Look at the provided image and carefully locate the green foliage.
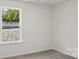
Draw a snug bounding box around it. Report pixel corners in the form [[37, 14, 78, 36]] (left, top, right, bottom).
[[2, 9, 19, 22]]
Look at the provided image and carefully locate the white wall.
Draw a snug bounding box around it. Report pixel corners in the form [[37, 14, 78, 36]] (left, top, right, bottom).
[[51, 0, 78, 58], [0, 0, 78, 58], [0, 0, 52, 58]]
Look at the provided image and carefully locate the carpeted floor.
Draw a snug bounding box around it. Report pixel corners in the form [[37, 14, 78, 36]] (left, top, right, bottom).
[[2, 50, 77, 59]]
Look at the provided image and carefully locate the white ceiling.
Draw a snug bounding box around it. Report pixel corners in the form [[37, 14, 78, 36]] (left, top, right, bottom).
[[18, 0, 67, 6]]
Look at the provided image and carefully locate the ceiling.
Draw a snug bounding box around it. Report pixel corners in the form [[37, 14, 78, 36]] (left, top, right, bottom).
[[17, 0, 67, 6]]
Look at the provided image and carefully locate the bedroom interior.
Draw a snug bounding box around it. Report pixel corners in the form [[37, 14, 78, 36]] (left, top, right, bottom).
[[0, 0, 78, 59]]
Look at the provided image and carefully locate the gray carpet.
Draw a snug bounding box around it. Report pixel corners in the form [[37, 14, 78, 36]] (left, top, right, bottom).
[[2, 50, 77, 59]]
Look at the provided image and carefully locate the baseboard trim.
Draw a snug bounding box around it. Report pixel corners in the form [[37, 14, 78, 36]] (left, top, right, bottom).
[[0, 49, 77, 59], [50, 49, 77, 59], [0, 49, 51, 59]]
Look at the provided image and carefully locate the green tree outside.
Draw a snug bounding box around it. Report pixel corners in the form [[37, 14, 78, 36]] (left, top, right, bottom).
[[2, 9, 19, 23]]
